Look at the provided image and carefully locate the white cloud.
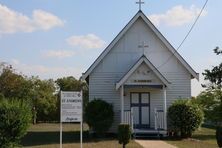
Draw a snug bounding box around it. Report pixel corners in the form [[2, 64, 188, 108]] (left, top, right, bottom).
[[0, 4, 64, 34], [11, 59, 83, 79], [32, 10, 64, 30], [43, 50, 75, 59], [149, 5, 207, 27], [66, 34, 106, 49]]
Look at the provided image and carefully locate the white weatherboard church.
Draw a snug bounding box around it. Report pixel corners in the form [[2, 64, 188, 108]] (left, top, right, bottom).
[[82, 9, 199, 135]]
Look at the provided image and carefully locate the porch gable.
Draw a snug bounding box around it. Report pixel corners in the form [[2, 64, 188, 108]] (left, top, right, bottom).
[[116, 55, 171, 90]]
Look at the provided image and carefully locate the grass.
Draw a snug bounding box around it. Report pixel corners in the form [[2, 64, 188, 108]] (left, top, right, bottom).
[[165, 127, 218, 148], [22, 124, 218, 148], [21, 123, 142, 148]]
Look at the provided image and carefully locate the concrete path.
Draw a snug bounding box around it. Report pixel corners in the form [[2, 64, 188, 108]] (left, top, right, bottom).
[[135, 140, 177, 148]]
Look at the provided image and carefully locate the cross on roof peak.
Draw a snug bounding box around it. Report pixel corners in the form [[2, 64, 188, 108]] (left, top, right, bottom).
[[136, 0, 145, 11]]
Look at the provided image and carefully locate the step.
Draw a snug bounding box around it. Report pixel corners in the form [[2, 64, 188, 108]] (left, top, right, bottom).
[[133, 129, 167, 135], [134, 133, 161, 138]]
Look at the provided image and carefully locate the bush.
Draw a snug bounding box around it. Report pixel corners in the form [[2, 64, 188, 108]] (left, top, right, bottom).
[[0, 99, 32, 147], [194, 89, 222, 124], [35, 95, 58, 122], [85, 99, 114, 135], [118, 124, 131, 148], [168, 99, 204, 138], [216, 126, 222, 148]]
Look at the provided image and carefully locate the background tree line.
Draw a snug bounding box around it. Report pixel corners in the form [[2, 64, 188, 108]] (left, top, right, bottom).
[[0, 63, 88, 123], [0, 47, 221, 125], [194, 47, 222, 125]]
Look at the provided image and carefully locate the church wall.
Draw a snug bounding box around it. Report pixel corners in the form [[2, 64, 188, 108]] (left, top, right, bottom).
[[88, 16, 192, 132], [89, 72, 123, 132]]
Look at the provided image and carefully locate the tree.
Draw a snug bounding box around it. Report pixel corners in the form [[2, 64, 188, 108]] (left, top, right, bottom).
[[55, 76, 89, 111], [56, 76, 83, 91], [203, 47, 222, 89], [0, 63, 58, 122], [32, 79, 58, 122], [216, 126, 222, 148], [0, 64, 33, 100], [195, 89, 222, 123], [200, 47, 222, 124], [214, 46, 222, 55], [0, 99, 32, 147]]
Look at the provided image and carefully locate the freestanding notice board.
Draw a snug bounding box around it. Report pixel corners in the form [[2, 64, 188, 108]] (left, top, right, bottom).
[[60, 91, 83, 148]]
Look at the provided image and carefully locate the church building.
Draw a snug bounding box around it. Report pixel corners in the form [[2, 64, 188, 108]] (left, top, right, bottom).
[[82, 9, 199, 135]]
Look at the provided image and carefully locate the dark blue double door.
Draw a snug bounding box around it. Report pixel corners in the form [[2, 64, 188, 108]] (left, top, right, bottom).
[[131, 92, 150, 129]]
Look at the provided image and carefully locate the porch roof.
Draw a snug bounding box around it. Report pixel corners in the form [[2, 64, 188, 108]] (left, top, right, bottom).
[[116, 55, 171, 90]]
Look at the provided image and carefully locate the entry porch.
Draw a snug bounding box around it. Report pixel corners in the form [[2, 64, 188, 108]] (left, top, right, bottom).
[[115, 56, 170, 136], [119, 85, 167, 137]]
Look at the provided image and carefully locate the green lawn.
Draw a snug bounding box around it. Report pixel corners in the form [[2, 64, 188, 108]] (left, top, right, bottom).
[[21, 123, 142, 148], [22, 124, 218, 148], [165, 127, 218, 148]]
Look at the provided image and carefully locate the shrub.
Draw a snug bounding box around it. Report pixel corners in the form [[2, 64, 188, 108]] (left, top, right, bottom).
[[0, 93, 4, 100], [0, 99, 32, 148], [85, 99, 114, 135], [35, 95, 58, 122], [194, 89, 222, 124], [168, 99, 204, 138], [216, 126, 222, 148], [118, 124, 131, 148]]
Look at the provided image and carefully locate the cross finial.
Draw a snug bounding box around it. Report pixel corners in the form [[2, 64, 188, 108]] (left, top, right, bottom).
[[138, 41, 149, 55], [136, 0, 145, 11]]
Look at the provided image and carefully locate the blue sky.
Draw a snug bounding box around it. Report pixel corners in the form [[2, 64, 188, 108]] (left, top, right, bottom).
[[0, 0, 221, 96]]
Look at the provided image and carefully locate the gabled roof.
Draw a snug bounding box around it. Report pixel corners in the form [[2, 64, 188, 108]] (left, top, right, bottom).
[[82, 10, 199, 81], [116, 55, 171, 90]]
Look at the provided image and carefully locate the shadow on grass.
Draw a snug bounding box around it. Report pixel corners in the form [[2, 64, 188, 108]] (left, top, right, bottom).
[[21, 131, 118, 147], [163, 137, 183, 141], [202, 124, 217, 130], [163, 134, 215, 142], [21, 131, 89, 147], [192, 134, 216, 141]]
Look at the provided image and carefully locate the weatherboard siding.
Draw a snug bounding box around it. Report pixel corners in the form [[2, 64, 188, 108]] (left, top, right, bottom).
[[89, 71, 191, 132], [87, 14, 192, 132], [93, 18, 189, 75], [89, 72, 123, 132], [123, 72, 191, 129]]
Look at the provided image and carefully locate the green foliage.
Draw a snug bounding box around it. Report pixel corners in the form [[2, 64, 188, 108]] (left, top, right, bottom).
[[118, 124, 131, 148], [0, 99, 32, 148], [0, 64, 89, 123], [195, 89, 222, 123], [0, 65, 33, 100], [0, 64, 58, 122], [0, 93, 4, 100], [216, 126, 222, 148], [56, 76, 82, 91], [213, 46, 222, 55], [200, 47, 222, 125], [32, 79, 58, 122], [35, 94, 58, 122], [168, 99, 204, 138], [203, 63, 222, 88], [55, 76, 89, 112], [85, 99, 114, 135]]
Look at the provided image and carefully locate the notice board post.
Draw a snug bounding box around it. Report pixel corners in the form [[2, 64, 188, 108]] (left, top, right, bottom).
[[60, 91, 83, 148]]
